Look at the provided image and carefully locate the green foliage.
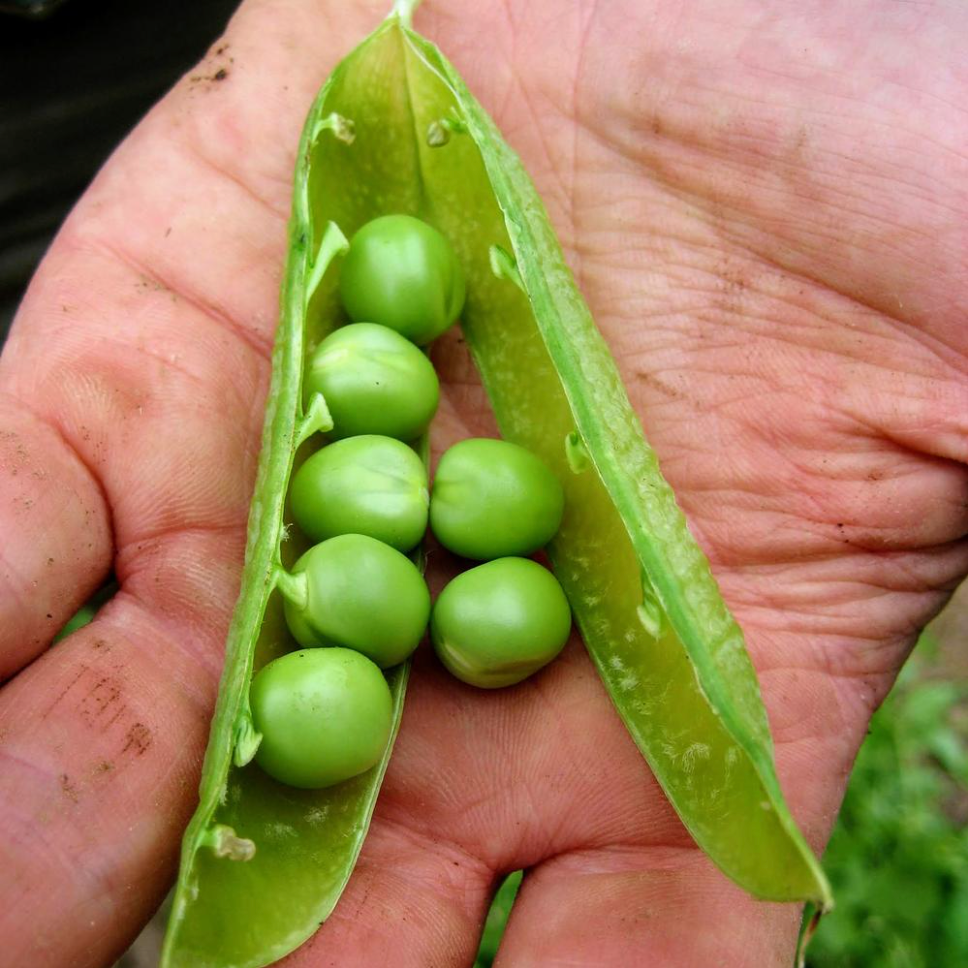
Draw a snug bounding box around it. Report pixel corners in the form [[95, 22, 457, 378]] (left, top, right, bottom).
[[808, 636, 968, 967], [53, 580, 117, 643], [474, 870, 522, 968]]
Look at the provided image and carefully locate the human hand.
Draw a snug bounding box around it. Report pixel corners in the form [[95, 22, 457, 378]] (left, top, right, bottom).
[[1, 2, 966, 966]]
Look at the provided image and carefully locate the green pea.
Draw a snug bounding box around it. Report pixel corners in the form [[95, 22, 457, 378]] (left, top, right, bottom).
[[305, 323, 439, 441], [290, 436, 428, 551], [250, 648, 393, 789], [430, 438, 564, 560], [283, 533, 430, 668], [339, 214, 466, 345], [431, 557, 572, 688]]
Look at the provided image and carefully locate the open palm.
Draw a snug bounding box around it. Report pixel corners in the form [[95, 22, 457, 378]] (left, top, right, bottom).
[[2, 1, 966, 965]]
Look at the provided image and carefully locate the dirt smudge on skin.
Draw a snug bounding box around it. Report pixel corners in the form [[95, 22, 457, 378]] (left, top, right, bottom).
[[187, 46, 232, 89], [135, 275, 169, 294], [638, 370, 686, 401], [103, 704, 127, 730], [78, 675, 125, 728], [43, 665, 90, 716], [59, 774, 79, 803], [122, 723, 152, 756]]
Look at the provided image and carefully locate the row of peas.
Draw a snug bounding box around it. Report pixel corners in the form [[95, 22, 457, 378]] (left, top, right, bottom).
[[249, 216, 572, 790]]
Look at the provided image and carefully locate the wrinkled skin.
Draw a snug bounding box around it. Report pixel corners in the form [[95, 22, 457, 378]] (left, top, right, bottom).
[[1, 1, 967, 965]]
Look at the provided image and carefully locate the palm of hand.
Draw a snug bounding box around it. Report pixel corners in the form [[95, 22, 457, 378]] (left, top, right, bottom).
[[1, 2, 965, 966]]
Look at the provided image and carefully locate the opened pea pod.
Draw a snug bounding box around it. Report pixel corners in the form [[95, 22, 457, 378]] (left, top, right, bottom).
[[162, 3, 831, 966]]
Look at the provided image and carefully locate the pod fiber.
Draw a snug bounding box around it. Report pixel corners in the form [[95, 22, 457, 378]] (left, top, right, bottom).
[[163, 5, 830, 967]]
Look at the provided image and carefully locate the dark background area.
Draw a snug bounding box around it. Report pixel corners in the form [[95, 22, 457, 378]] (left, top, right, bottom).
[[0, 0, 238, 340]]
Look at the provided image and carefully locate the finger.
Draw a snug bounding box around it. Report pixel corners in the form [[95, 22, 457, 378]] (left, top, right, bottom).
[[0, 538, 235, 966], [492, 729, 813, 968], [0, 206, 264, 961], [0, 397, 112, 679], [495, 854, 802, 968], [281, 817, 493, 968], [495, 713, 834, 968]]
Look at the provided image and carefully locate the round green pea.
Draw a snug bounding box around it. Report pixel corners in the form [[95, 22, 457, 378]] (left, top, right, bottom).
[[431, 557, 572, 688], [250, 648, 392, 789], [282, 534, 430, 668], [305, 323, 439, 441], [430, 438, 565, 560], [290, 436, 429, 552], [339, 214, 466, 345]]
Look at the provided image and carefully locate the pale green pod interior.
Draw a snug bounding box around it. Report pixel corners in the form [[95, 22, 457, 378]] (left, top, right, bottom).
[[163, 10, 829, 968]]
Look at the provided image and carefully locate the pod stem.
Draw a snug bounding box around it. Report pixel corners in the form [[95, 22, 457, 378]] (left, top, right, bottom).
[[489, 244, 527, 294], [636, 569, 665, 639], [233, 706, 263, 768], [564, 431, 590, 474], [390, 0, 422, 28], [297, 392, 334, 444], [275, 568, 309, 611], [305, 220, 349, 304]]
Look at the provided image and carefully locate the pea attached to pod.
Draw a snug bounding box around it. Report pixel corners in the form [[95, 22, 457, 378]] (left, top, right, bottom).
[[289, 435, 429, 552], [282, 533, 430, 668], [250, 648, 393, 789], [339, 214, 466, 345], [430, 437, 564, 560], [431, 556, 572, 688], [305, 322, 439, 441]]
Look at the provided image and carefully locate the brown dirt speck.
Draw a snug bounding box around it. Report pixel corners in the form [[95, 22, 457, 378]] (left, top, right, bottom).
[[189, 67, 230, 86], [122, 722, 152, 756], [45, 665, 89, 715], [60, 774, 79, 803], [79, 676, 123, 726]]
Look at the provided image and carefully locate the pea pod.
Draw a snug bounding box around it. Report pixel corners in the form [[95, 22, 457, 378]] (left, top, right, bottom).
[[399, 20, 829, 906], [163, 3, 830, 966]]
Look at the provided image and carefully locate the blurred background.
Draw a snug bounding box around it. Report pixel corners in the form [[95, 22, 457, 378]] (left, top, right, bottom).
[[0, 0, 236, 340], [3, 2, 967, 966]]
